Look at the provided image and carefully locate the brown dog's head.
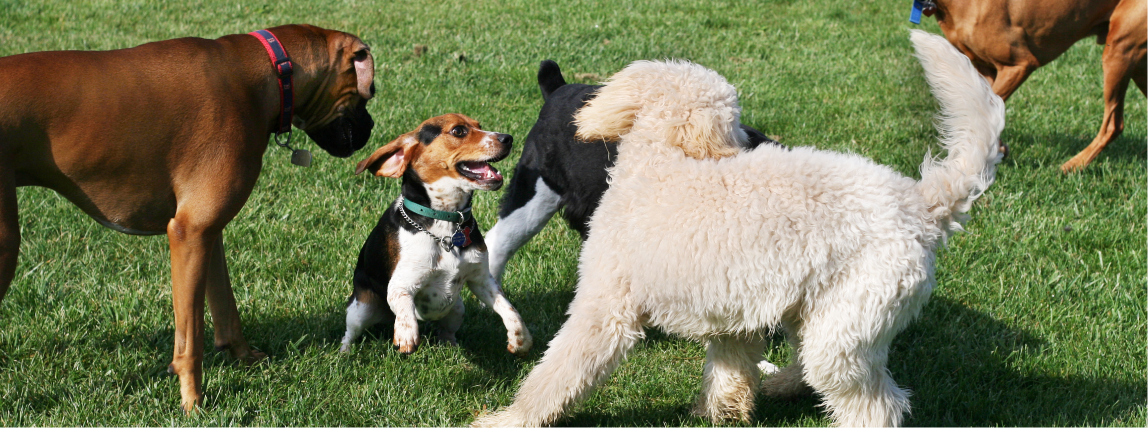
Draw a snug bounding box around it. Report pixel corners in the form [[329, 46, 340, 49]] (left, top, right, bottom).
[[355, 114, 513, 192], [270, 25, 375, 158]]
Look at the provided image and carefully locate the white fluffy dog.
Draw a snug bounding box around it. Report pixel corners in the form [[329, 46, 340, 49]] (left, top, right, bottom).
[[473, 30, 1005, 427]]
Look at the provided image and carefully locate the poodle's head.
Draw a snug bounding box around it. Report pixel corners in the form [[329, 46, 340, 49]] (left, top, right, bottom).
[[573, 60, 746, 160]]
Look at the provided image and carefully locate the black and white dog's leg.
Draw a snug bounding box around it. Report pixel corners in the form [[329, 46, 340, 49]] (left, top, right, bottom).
[[486, 170, 562, 283], [340, 293, 388, 352], [466, 272, 532, 356], [436, 298, 465, 345]]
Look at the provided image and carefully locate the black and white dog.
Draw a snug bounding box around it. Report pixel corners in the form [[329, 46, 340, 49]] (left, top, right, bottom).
[[342, 114, 532, 356], [485, 60, 781, 282]]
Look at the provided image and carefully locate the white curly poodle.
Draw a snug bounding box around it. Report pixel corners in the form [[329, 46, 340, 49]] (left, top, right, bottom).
[[473, 30, 1005, 427]]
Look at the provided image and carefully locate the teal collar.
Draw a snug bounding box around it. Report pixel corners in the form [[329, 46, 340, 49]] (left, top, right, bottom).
[[402, 198, 472, 223]]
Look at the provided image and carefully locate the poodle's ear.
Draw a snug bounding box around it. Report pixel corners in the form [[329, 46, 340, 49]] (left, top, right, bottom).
[[574, 60, 744, 160], [573, 66, 645, 142], [355, 134, 418, 177], [661, 107, 742, 160]]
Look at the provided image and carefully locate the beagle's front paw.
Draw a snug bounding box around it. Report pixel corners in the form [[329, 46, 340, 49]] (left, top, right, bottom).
[[394, 321, 420, 354], [507, 327, 533, 356]]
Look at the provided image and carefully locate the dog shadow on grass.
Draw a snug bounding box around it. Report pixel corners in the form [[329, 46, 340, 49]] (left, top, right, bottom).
[[40, 284, 1141, 426], [1003, 131, 1146, 171], [446, 288, 1143, 427]]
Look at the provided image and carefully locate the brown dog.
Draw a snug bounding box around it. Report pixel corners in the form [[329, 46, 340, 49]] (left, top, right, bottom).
[[0, 24, 375, 411], [930, 0, 1146, 171]]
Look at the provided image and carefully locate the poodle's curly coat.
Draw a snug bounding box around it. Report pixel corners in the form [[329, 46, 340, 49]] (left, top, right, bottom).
[[474, 30, 1005, 427]]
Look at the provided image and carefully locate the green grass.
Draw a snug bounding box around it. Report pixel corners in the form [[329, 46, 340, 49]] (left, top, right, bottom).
[[0, 0, 1144, 425]]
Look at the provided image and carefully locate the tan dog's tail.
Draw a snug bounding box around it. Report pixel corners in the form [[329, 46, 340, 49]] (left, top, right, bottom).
[[911, 30, 1006, 238]]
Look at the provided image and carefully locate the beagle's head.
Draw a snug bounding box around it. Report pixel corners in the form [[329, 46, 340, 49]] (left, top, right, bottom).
[[355, 114, 513, 191]]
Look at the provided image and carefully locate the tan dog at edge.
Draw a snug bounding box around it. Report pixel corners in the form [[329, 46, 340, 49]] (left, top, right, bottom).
[[930, 0, 1146, 172], [0, 24, 376, 412]]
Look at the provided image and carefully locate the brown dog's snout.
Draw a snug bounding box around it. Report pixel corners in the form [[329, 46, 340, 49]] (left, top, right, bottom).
[[496, 133, 513, 146]]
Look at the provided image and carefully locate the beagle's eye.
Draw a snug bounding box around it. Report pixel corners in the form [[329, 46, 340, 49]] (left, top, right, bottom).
[[450, 126, 468, 138]]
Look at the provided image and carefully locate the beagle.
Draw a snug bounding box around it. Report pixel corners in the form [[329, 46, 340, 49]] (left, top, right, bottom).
[[342, 114, 532, 356]]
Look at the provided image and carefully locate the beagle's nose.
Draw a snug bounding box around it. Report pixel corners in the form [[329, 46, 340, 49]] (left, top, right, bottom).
[[496, 133, 513, 146]]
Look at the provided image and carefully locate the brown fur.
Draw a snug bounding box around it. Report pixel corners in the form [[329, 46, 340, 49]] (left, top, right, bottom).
[[0, 24, 375, 412], [931, 0, 1146, 171]]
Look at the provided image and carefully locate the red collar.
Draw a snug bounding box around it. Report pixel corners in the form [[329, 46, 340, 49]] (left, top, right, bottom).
[[248, 29, 295, 135]]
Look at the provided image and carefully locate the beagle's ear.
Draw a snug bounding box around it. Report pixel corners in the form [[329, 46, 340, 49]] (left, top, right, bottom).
[[355, 135, 416, 177]]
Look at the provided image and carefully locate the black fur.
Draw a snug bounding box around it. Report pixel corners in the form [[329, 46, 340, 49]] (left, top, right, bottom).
[[304, 98, 373, 158], [498, 60, 782, 238], [417, 124, 441, 145]]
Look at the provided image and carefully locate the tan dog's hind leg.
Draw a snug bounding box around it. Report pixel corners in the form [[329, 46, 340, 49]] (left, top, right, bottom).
[[167, 214, 217, 413], [206, 238, 265, 363], [1062, 1, 1147, 172], [693, 334, 764, 423], [0, 164, 18, 302]]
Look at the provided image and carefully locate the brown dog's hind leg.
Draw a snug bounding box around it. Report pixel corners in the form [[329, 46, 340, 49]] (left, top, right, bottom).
[[166, 213, 223, 413], [1060, 40, 1143, 168], [0, 164, 18, 302], [1062, 5, 1147, 173], [206, 238, 265, 363]]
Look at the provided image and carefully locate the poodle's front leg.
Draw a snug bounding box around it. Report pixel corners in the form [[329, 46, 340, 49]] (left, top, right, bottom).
[[467, 274, 532, 356], [471, 290, 643, 427]]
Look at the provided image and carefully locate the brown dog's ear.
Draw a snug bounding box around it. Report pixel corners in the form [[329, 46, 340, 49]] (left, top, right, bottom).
[[355, 135, 415, 177], [352, 44, 375, 100]]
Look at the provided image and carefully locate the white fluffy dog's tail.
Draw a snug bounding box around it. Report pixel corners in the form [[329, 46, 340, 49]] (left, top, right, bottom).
[[911, 30, 1006, 236]]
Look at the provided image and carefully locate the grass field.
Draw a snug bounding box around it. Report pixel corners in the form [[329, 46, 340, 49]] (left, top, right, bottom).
[[0, 0, 1144, 426]]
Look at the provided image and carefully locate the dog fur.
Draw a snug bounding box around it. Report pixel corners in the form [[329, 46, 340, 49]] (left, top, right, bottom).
[[930, 0, 1146, 171], [472, 30, 1005, 427], [485, 60, 780, 284], [343, 114, 532, 356]]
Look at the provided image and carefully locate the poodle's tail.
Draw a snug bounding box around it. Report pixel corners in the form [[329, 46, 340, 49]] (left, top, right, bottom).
[[910, 30, 1006, 237]]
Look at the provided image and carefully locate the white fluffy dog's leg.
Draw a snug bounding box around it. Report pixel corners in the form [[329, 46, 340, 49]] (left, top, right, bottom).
[[471, 290, 643, 427], [693, 334, 764, 423], [762, 317, 814, 398], [801, 305, 911, 427]]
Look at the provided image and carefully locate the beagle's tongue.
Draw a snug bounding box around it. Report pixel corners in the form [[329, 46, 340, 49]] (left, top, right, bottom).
[[460, 161, 502, 181]]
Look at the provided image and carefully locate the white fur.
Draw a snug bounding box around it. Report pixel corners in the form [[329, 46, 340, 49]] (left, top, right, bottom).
[[472, 30, 1004, 427], [341, 198, 533, 355], [484, 177, 563, 283]]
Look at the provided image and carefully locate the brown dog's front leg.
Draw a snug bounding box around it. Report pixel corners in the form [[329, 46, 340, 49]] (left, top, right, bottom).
[[206, 238, 266, 363], [989, 63, 1036, 102], [0, 166, 18, 302], [167, 216, 216, 413]]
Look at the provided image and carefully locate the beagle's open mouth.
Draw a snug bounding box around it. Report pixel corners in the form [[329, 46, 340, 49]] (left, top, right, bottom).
[[457, 160, 504, 185]]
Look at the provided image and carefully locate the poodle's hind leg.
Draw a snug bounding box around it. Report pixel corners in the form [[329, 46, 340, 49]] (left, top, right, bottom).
[[801, 299, 913, 427], [693, 334, 765, 423], [762, 316, 813, 398], [471, 288, 643, 427]]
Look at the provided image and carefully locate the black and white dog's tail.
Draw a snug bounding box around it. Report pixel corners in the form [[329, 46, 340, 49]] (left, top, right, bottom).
[[911, 30, 1006, 238], [538, 60, 568, 101]]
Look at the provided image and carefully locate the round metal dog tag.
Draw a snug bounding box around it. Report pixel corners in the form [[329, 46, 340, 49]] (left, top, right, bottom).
[[291, 149, 312, 167]]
